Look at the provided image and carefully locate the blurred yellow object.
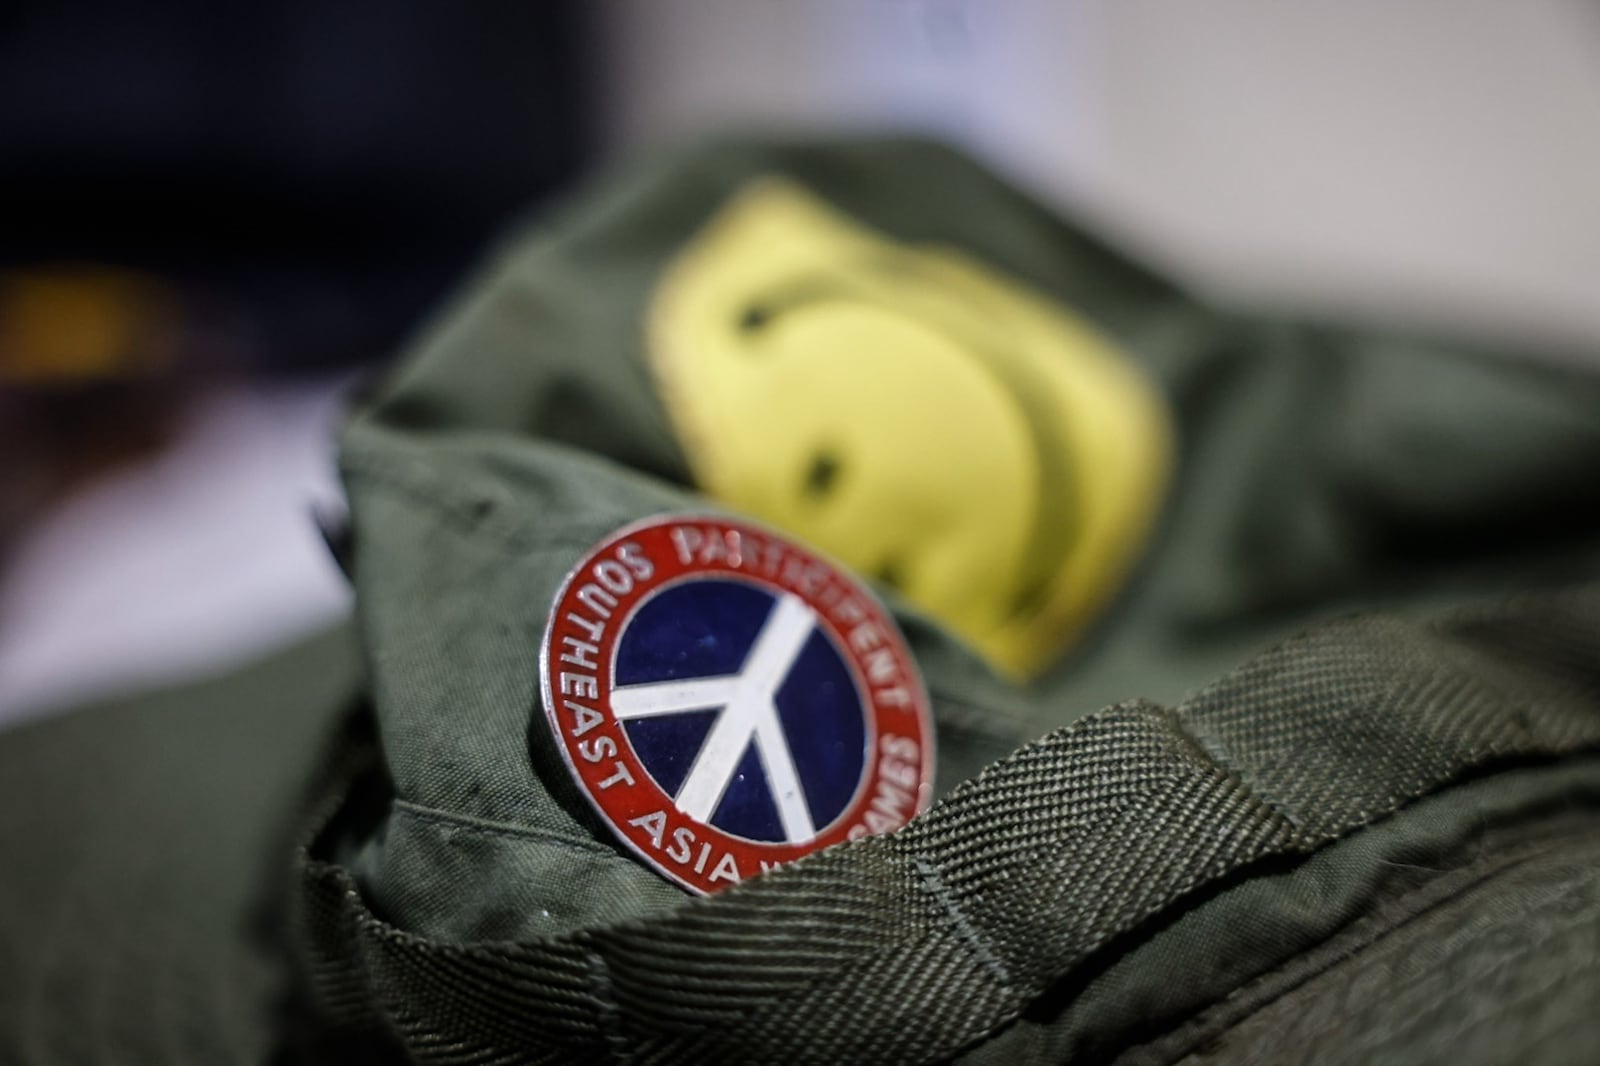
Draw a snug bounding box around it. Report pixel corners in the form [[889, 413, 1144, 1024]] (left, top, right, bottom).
[[649, 180, 1172, 679], [0, 266, 179, 383]]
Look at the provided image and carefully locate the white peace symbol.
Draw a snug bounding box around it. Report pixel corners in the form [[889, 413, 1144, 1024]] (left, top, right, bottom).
[[609, 593, 821, 844]]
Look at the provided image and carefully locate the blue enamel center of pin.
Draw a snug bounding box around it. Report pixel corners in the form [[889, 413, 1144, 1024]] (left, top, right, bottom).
[[613, 579, 868, 843]]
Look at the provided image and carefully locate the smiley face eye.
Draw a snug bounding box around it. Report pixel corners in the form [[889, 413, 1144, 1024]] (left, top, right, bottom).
[[737, 304, 771, 333], [803, 451, 841, 499], [873, 558, 907, 592]]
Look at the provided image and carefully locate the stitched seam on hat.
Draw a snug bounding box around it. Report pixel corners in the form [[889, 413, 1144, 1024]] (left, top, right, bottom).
[[1169, 712, 1307, 838], [585, 949, 632, 1065], [391, 800, 617, 856], [913, 856, 1013, 987]]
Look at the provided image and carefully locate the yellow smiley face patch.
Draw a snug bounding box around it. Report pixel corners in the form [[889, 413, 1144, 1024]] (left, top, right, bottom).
[[646, 179, 1171, 680]]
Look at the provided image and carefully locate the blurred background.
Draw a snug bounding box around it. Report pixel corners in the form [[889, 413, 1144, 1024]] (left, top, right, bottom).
[[3, 0, 1599, 724]]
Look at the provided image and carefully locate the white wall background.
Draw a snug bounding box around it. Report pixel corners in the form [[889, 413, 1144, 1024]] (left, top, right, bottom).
[[598, 0, 1600, 354]]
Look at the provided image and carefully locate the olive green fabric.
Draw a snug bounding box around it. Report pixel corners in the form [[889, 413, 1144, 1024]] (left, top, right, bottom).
[[333, 135, 1600, 943], [975, 758, 1600, 1065], [4, 138, 1600, 1064], [0, 626, 362, 1064], [295, 584, 1600, 1063], [1138, 808, 1600, 1066]]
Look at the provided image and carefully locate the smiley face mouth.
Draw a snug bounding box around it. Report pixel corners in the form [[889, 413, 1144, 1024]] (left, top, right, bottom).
[[733, 261, 1082, 624]]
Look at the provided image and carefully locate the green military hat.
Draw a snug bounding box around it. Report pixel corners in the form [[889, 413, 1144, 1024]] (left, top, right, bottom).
[[5, 139, 1600, 1064]]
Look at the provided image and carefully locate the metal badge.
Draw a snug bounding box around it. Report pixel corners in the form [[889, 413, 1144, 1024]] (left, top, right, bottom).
[[539, 515, 935, 895]]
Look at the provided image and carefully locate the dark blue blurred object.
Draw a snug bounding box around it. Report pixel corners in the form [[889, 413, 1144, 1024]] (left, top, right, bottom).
[[0, 0, 592, 369]]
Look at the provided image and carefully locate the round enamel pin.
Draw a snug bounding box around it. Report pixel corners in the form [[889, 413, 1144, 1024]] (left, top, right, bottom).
[[539, 515, 935, 895]]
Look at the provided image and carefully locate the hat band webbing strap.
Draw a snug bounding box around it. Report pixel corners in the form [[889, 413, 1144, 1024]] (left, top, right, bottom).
[[293, 585, 1600, 1063]]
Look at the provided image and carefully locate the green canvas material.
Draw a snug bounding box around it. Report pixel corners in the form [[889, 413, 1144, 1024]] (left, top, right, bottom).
[[4, 139, 1600, 1064], [0, 626, 364, 1064]]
